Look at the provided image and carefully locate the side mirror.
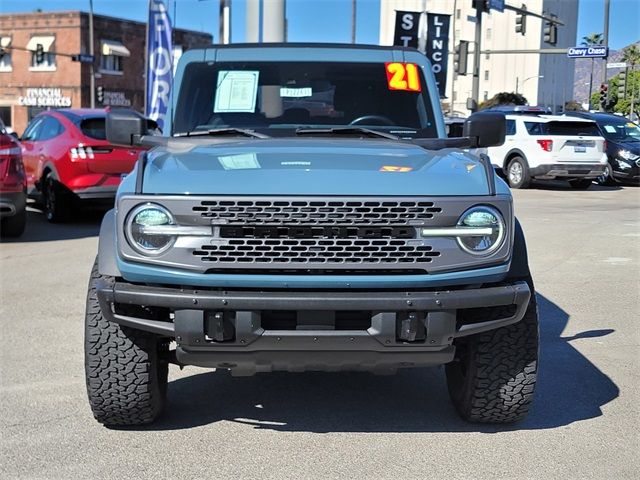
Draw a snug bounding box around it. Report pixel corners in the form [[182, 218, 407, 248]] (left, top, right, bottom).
[[106, 109, 147, 146], [463, 112, 506, 148]]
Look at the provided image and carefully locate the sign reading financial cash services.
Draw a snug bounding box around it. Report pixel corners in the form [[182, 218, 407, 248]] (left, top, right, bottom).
[[18, 88, 72, 107]]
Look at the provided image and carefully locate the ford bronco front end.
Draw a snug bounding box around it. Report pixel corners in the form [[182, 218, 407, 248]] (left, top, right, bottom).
[[85, 44, 539, 427]]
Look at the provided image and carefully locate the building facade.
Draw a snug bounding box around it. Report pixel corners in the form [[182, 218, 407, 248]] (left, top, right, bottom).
[[0, 11, 212, 134], [379, 0, 578, 115]]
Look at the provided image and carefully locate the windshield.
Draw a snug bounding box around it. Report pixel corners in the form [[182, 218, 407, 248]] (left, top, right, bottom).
[[173, 61, 438, 138], [598, 120, 640, 142]]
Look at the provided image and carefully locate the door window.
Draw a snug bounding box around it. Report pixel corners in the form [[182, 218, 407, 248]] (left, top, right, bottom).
[[37, 116, 64, 141], [21, 117, 45, 141]]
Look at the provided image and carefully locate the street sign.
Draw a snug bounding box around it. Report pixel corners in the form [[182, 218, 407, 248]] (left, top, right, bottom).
[[567, 46, 608, 58], [607, 62, 627, 69], [467, 15, 477, 23], [489, 0, 505, 12], [71, 54, 95, 64]]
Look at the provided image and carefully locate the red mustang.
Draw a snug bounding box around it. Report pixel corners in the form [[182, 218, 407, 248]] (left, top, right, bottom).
[[0, 118, 27, 237], [20, 109, 149, 222]]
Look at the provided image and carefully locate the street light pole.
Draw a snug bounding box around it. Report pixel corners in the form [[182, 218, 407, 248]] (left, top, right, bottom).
[[89, 0, 95, 108]]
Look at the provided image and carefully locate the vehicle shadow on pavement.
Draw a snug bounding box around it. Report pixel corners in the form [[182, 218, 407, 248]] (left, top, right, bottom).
[[122, 293, 619, 433], [528, 180, 624, 191], [0, 206, 103, 243]]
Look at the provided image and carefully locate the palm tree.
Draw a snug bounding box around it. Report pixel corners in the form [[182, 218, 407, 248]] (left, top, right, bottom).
[[621, 45, 640, 118], [582, 33, 604, 109]]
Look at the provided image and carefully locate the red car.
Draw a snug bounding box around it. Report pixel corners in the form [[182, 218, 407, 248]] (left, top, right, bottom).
[[0, 119, 27, 237], [20, 109, 147, 222]]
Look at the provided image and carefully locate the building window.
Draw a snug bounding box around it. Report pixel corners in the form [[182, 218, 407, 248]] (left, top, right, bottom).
[[483, 91, 489, 101], [455, 29, 460, 40], [27, 35, 56, 71], [485, 53, 490, 60], [452, 91, 457, 101], [484, 70, 489, 80], [100, 40, 130, 75], [456, 9, 461, 19], [0, 106, 11, 129], [486, 28, 492, 40], [100, 55, 123, 73], [0, 37, 12, 72]]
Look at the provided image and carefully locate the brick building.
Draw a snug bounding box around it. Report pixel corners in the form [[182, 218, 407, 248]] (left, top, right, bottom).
[[0, 11, 212, 134]]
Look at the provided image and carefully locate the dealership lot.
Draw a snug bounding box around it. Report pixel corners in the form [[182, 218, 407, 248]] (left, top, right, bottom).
[[1, 183, 638, 480]]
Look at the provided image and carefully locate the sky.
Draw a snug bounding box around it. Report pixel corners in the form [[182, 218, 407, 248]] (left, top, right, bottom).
[[0, 0, 638, 50]]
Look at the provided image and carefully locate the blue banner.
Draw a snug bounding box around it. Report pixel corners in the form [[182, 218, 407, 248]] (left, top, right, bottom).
[[146, 0, 172, 130]]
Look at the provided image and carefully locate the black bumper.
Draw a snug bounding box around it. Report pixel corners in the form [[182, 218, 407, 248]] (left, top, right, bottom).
[[529, 163, 605, 179], [73, 185, 118, 200], [97, 280, 531, 375], [0, 191, 26, 218]]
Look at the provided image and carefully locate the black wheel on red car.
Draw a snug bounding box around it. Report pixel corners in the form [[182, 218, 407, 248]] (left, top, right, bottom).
[[0, 207, 26, 237], [43, 175, 71, 223], [568, 178, 593, 190], [84, 257, 169, 426], [445, 278, 539, 424]]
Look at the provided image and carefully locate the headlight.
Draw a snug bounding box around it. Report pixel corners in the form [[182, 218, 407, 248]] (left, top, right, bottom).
[[616, 158, 633, 170], [618, 150, 639, 161], [455, 206, 505, 255], [126, 203, 176, 255]]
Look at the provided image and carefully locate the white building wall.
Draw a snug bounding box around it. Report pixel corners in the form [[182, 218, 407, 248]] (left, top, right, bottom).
[[379, 0, 577, 115]]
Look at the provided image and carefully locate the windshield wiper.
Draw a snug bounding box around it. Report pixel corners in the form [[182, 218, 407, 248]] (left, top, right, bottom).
[[174, 128, 269, 139], [295, 127, 399, 140]]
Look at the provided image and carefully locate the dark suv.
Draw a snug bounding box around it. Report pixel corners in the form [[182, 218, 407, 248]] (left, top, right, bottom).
[[566, 112, 640, 185]]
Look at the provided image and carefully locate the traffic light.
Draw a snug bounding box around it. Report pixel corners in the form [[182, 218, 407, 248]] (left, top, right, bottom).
[[543, 15, 558, 45], [599, 83, 609, 108], [35, 43, 44, 63], [96, 86, 104, 105], [454, 40, 469, 76], [515, 5, 527, 36], [618, 71, 626, 99]]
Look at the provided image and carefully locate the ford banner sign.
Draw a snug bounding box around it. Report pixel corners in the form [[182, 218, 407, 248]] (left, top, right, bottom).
[[146, 0, 172, 130], [567, 46, 608, 58]]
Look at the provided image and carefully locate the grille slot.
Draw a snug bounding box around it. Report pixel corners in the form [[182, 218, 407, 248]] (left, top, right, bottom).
[[193, 239, 440, 265], [194, 200, 442, 225]]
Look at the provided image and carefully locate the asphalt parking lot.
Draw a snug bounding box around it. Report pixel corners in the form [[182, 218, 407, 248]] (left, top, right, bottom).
[[1, 182, 638, 480]]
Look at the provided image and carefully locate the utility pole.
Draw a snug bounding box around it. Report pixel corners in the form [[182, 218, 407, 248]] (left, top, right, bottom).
[[351, 0, 356, 44], [89, 0, 95, 108], [219, 0, 231, 44], [470, 0, 483, 111], [601, 0, 610, 111]]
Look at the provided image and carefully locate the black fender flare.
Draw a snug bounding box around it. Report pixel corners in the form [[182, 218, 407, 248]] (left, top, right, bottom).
[[97, 209, 122, 277], [507, 217, 532, 283]]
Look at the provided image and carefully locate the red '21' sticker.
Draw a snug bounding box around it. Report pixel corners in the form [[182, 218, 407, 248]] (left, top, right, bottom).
[[385, 63, 421, 92]]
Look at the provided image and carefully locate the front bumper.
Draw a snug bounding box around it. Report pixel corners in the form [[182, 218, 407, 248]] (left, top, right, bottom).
[[97, 279, 531, 375], [530, 163, 606, 179]]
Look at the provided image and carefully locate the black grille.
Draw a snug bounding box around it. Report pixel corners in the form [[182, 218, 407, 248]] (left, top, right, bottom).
[[193, 200, 442, 226], [193, 239, 440, 265]]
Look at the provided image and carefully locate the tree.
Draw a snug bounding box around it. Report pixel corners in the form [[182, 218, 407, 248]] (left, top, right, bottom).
[[621, 45, 640, 117], [478, 92, 528, 110], [564, 100, 585, 112], [582, 33, 604, 109]]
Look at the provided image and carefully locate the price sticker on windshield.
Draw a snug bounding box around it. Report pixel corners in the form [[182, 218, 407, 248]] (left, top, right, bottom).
[[385, 63, 421, 92]]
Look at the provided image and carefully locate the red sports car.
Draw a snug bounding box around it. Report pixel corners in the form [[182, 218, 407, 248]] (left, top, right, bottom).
[[0, 118, 27, 237], [20, 109, 148, 222]]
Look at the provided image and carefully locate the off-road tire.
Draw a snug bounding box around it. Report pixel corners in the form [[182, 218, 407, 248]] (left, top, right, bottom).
[[506, 156, 532, 189], [568, 178, 593, 190], [0, 207, 26, 237], [85, 258, 168, 426], [446, 285, 539, 423]]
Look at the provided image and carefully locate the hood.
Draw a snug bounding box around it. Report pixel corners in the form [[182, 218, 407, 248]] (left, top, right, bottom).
[[142, 138, 493, 196]]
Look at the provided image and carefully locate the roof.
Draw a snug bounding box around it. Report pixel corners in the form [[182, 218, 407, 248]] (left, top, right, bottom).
[[566, 111, 631, 123], [53, 109, 107, 121], [505, 114, 595, 123], [202, 42, 420, 52]]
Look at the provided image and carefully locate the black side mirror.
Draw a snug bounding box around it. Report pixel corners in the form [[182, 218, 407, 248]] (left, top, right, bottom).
[[463, 112, 506, 148], [106, 109, 147, 146]]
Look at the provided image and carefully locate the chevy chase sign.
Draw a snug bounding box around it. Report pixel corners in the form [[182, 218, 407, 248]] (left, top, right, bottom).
[[18, 88, 72, 107], [567, 46, 608, 58]]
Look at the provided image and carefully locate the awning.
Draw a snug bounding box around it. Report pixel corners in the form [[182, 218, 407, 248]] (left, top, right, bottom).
[[0, 37, 11, 48], [26, 35, 55, 52], [101, 40, 130, 57]]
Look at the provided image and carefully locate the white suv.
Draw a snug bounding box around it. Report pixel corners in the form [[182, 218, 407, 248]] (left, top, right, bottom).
[[485, 112, 607, 189]]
